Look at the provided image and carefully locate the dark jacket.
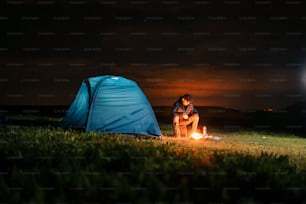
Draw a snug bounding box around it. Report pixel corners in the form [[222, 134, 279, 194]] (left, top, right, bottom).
[[172, 97, 198, 117]]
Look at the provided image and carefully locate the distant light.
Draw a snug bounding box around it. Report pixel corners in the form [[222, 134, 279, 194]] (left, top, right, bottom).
[[301, 69, 306, 87], [264, 108, 273, 112]]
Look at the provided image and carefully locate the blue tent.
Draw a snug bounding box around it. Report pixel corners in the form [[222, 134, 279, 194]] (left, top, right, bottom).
[[61, 75, 161, 137]]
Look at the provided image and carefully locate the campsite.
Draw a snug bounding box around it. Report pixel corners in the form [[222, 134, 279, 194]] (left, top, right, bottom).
[[1, 0, 306, 202], [0, 104, 306, 203]]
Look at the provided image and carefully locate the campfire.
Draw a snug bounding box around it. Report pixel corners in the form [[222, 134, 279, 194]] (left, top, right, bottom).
[[190, 132, 204, 140], [190, 132, 222, 141]]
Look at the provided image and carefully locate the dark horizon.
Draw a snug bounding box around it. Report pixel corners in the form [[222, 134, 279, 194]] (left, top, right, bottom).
[[1, 101, 306, 112]]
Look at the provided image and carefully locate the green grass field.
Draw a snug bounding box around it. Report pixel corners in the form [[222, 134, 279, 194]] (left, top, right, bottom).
[[0, 122, 306, 203]]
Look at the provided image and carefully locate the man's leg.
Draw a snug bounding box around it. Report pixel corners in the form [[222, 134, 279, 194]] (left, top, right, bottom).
[[190, 113, 199, 134], [180, 113, 199, 135], [173, 114, 181, 137], [180, 125, 188, 138]]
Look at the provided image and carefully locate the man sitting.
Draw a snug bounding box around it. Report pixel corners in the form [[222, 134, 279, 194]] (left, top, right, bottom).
[[172, 94, 199, 138]]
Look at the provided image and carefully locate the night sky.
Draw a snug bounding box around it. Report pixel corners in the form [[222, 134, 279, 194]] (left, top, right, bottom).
[[1, 0, 306, 110]]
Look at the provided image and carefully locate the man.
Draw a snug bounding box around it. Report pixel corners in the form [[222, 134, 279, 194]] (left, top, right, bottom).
[[172, 93, 199, 137]]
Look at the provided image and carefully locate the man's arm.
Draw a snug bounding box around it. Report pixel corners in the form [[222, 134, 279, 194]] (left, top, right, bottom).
[[185, 104, 195, 116], [172, 102, 184, 115]]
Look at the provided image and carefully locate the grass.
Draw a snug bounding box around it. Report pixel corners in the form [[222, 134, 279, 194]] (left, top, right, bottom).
[[0, 122, 306, 203], [166, 132, 306, 170], [162, 124, 306, 169]]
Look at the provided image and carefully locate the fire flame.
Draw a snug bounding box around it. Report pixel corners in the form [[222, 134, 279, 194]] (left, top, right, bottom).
[[190, 132, 203, 140]]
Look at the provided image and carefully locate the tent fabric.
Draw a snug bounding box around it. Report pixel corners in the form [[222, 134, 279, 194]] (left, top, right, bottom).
[[60, 82, 89, 128], [61, 75, 161, 137]]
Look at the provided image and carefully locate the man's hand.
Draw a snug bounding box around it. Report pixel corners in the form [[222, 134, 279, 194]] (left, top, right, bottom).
[[183, 114, 189, 120]]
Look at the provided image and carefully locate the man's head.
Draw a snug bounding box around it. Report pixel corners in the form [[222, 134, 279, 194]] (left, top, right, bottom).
[[181, 93, 192, 106]]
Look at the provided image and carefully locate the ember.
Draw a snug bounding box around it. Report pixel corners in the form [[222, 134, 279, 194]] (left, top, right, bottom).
[[190, 132, 203, 140]]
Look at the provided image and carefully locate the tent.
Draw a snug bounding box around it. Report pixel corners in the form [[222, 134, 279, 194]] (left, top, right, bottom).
[[61, 75, 161, 137]]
